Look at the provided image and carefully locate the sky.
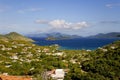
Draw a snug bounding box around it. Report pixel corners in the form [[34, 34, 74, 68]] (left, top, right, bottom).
[[0, 0, 120, 36]]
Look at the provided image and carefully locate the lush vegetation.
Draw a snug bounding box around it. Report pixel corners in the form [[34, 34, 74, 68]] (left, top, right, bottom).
[[65, 40, 120, 80], [0, 32, 120, 80], [0, 39, 90, 80]]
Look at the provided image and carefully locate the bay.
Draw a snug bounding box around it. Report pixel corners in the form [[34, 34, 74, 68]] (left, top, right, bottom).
[[32, 38, 119, 50]]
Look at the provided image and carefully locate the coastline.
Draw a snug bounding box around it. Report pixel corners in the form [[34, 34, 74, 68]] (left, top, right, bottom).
[[32, 38, 119, 50]]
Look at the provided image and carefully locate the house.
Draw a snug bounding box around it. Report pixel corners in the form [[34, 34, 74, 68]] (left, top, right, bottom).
[[12, 45, 17, 48], [42, 48, 50, 53], [17, 44, 25, 47], [53, 52, 64, 56], [70, 59, 76, 64], [47, 69, 65, 80], [111, 46, 115, 49], [11, 55, 18, 60], [102, 48, 108, 52], [0, 75, 32, 80]]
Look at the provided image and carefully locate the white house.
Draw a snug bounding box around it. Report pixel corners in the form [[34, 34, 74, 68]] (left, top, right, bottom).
[[52, 52, 64, 56], [51, 69, 65, 80], [11, 55, 18, 60]]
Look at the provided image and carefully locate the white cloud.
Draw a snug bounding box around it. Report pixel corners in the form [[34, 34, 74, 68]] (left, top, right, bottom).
[[36, 19, 89, 30], [106, 3, 120, 8], [49, 20, 70, 29], [17, 8, 42, 13], [72, 22, 89, 30]]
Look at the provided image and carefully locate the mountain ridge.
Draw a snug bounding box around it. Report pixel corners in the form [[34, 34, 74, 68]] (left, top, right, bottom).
[[26, 32, 120, 40], [88, 32, 120, 39], [27, 32, 81, 40]]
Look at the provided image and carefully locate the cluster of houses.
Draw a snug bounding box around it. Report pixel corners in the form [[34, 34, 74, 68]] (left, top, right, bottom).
[[98, 45, 117, 52], [0, 44, 12, 51], [0, 40, 65, 65], [0, 40, 68, 80]]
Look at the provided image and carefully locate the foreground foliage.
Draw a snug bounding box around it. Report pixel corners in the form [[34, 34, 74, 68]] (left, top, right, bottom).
[[65, 40, 120, 80], [0, 38, 120, 80]]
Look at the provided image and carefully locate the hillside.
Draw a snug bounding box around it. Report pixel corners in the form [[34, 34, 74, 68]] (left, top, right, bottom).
[[0, 32, 120, 80], [64, 40, 120, 80], [0, 32, 34, 42], [66, 40, 120, 80], [0, 35, 8, 41], [0, 37, 90, 80]]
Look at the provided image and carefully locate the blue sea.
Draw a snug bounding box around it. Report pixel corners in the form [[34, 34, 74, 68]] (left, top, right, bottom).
[[32, 38, 119, 50]]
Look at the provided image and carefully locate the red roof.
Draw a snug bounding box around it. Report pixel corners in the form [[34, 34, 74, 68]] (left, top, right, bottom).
[[0, 75, 32, 80]]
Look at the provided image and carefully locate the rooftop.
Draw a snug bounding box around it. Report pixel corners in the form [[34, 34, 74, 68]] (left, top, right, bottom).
[[0, 75, 32, 80]]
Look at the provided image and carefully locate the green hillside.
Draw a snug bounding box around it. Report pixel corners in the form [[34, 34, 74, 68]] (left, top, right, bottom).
[[0, 32, 120, 80], [0, 37, 90, 80], [0, 32, 34, 42], [5, 32, 34, 42], [65, 40, 120, 80], [0, 34, 8, 41]]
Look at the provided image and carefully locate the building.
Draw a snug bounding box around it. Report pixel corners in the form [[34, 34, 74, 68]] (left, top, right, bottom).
[[47, 69, 65, 80]]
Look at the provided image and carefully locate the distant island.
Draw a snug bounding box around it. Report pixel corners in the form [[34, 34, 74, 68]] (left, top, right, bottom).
[[88, 32, 120, 39], [46, 36, 74, 40], [27, 32, 120, 40], [27, 32, 81, 40]]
